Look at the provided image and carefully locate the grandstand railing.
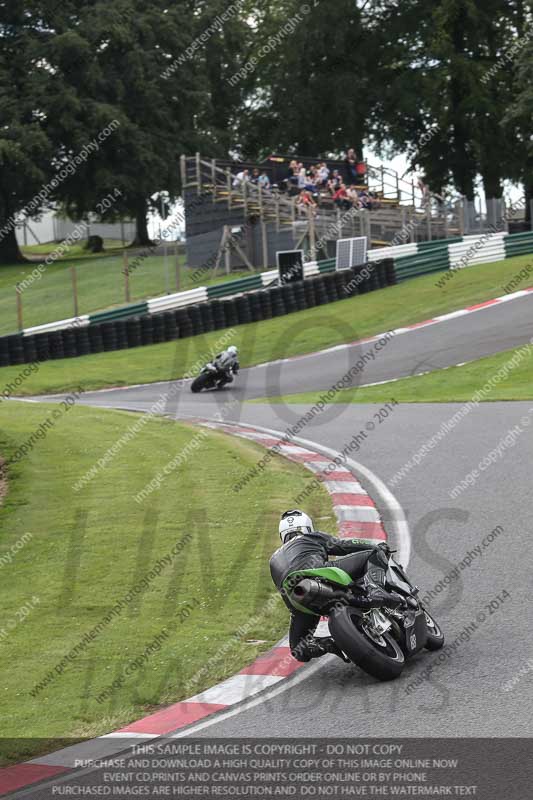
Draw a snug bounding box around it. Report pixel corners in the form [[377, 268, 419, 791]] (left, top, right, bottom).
[[180, 154, 520, 248]]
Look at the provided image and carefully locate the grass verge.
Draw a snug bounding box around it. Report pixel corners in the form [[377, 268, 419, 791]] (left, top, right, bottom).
[[1, 252, 532, 396], [0, 401, 335, 763], [0, 246, 266, 336], [259, 345, 533, 404]]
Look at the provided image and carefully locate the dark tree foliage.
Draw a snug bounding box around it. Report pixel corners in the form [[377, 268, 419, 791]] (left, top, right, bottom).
[[0, 0, 531, 264], [0, 3, 56, 262], [366, 0, 531, 200]]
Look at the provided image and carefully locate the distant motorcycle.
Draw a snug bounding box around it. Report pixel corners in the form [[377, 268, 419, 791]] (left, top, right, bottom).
[[287, 548, 444, 681], [190, 362, 227, 393]]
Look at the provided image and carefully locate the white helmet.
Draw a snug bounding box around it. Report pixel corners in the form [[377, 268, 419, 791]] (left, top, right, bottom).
[[227, 345, 238, 357], [279, 509, 314, 543]]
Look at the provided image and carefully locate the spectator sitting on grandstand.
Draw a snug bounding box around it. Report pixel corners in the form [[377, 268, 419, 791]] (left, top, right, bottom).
[[285, 160, 299, 193], [347, 185, 362, 208], [297, 189, 317, 215], [328, 170, 342, 193], [343, 148, 359, 185], [332, 183, 351, 210], [318, 162, 330, 187], [360, 187, 377, 210], [358, 188, 376, 210], [298, 167, 308, 190], [257, 170, 271, 190], [233, 168, 249, 188], [251, 168, 260, 184]]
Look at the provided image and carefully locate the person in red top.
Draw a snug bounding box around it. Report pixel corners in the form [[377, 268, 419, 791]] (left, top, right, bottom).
[[297, 189, 317, 215], [332, 182, 352, 210]]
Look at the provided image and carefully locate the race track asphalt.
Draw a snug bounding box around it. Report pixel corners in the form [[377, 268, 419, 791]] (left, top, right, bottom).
[[52, 289, 533, 408], [14, 294, 533, 796]]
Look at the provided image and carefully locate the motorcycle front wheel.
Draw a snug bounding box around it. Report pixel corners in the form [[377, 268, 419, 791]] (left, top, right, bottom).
[[191, 372, 213, 393], [422, 609, 445, 651], [329, 606, 404, 681]]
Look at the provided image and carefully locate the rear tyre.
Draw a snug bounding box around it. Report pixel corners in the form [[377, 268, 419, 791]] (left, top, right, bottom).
[[422, 609, 445, 651], [191, 372, 212, 393], [329, 606, 404, 681]]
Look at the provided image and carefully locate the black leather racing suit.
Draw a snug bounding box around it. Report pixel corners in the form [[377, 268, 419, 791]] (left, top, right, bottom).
[[269, 531, 388, 662], [213, 352, 240, 385]]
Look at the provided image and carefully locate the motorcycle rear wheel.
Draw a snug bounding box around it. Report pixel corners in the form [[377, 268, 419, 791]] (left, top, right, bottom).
[[329, 606, 405, 681]]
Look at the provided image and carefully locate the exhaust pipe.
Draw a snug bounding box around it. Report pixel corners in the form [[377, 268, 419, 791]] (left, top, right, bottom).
[[291, 579, 345, 610]]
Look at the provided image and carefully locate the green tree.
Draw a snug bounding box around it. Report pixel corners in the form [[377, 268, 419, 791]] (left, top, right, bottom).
[[0, 3, 56, 263], [505, 34, 533, 222], [368, 0, 530, 202], [42, 0, 205, 245], [233, 0, 375, 159]]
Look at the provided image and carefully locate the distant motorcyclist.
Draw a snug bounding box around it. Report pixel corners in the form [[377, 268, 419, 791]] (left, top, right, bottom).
[[212, 345, 239, 386], [270, 509, 402, 662]]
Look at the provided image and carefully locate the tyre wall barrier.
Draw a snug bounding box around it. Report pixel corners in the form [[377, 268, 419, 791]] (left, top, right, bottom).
[[3, 227, 533, 368], [0, 260, 395, 367], [8, 231, 533, 342]]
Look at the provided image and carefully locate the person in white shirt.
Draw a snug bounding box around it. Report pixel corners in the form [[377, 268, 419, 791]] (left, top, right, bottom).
[[232, 169, 249, 188]]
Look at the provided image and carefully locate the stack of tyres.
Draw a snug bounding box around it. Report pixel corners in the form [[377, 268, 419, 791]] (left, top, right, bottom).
[[7, 334, 25, 365], [0, 338, 10, 367], [140, 316, 154, 345], [199, 303, 215, 332], [367, 263, 380, 292], [374, 260, 389, 289], [281, 283, 297, 314], [258, 289, 273, 319], [175, 309, 193, 338], [269, 287, 285, 317], [236, 294, 252, 325], [354, 265, 370, 294], [162, 312, 179, 342], [384, 258, 397, 286], [188, 305, 204, 335], [48, 331, 65, 360], [101, 322, 118, 352], [303, 278, 317, 308], [334, 270, 349, 298], [221, 298, 238, 327], [311, 276, 328, 305], [114, 320, 129, 350], [323, 272, 339, 303], [210, 300, 226, 330], [292, 281, 307, 311], [61, 329, 78, 358], [22, 335, 38, 364], [88, 325, 104, 354], [74, 326, 92, 356], [343, 268, 359, 298], [126, 317, 142, 349], [35, 332, 51, 362], [248, 292, 263, 322], [152, 314, 166, 344]]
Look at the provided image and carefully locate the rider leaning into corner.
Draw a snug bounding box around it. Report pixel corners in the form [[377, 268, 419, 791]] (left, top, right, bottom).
[[270, 510, 403, 663], [213, 345, 240, 386]]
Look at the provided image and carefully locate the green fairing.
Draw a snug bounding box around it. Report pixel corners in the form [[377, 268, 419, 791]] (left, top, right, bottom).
[[282, 566, 352, 616]]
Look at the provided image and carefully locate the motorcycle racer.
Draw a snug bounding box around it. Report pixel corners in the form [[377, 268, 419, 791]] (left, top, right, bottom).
[[213, 345, 240, 386], [270, 510, 402, 662]]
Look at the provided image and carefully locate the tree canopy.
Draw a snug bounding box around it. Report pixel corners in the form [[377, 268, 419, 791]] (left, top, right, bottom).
[[0, 0, 531, 262]]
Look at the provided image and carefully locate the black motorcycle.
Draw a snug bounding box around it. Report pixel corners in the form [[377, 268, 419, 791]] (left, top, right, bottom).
[[190, 362, 227, 393], [286, 550, 444, 681]]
